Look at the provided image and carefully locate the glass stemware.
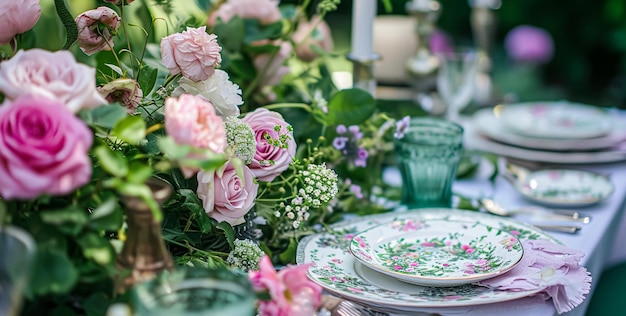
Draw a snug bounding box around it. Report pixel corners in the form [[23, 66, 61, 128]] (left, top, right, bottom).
[[436, 48, 480, 122]]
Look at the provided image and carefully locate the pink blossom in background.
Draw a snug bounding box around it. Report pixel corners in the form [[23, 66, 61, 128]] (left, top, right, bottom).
[[207, 0, 281, 26], [98, 78, 143, 113], [292, 16, 334, 62], [164, 94, 226, 177], [249, 256, 322, 316], [505, 25, 554, 64], [429, 29, 453, 54], [241, 108, 296, 182], [196, 161, 258, 225], [253, 41, 292, 87], [0, 0, 41, 44], [0, 95, 93, 200], [75, 6, 121, 56], [0, 49, 107, 113], [160, 27, 222, 82]]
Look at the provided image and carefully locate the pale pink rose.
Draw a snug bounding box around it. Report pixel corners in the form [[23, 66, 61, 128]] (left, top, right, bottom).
[[241, 108, 296, 182], [75, 6, 121, 56], [164, 94, 226, 177], [253, 41, 292, 87], [196, 161, 258, 225], [249, 256, 322, 316], [0, 95, 93, 200], [505, 25, 554, 64], [207, 0, 281, 26], [0, 0, 41, 45], [98, 78, 143, 113], [0, 49, 107, 113], [292, 16, 334, 62], [160, 26, 222, 82]]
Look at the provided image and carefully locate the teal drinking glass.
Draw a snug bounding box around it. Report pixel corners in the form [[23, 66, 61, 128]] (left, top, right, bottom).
[[394, 117, 464, 208]]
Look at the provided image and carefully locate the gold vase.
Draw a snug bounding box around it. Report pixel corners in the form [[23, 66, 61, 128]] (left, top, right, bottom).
[[116, 178, 174, 294]]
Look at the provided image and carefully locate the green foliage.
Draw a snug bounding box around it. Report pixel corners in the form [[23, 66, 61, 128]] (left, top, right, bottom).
[[326, 88, 377, 125]]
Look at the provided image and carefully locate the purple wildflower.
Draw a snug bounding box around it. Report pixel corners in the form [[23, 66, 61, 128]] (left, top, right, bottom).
[[332, 136, 348, 150], [336, 124, 347, 134], [394, 116, 410, 139]]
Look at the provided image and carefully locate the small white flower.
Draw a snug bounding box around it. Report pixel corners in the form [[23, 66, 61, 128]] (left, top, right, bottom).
[[226, 239, 264, 272]]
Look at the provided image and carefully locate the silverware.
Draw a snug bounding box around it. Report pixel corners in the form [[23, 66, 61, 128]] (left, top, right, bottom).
[[479, 198, 591, 223], [321, 295, 438, 316], [531, 224, 580, 234]]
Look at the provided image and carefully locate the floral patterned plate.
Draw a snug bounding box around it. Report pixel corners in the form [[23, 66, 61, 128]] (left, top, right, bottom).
[[296, 208, 561, 310], [349, 219, 523, 287], [498, 102, 612, 139], [514, 169, 614, 207]]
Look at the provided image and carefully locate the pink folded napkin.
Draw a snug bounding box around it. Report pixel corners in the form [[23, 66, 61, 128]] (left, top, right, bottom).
[[478, 239, 592, 314]]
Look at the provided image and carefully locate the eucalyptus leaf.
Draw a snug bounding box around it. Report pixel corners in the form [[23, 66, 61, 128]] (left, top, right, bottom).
[[112, 116, 147, 145], [29, 249, 79, 296], [326, 88, 376, 126], [80, 103, 128, 129], [94, 146, 129, 178]]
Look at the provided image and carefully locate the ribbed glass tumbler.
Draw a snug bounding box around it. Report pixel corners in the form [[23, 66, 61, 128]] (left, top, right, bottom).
[[394, 117, 464, 209]]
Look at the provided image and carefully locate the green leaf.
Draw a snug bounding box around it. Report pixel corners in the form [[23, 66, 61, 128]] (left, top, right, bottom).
[[112, 181, 162, 222], [326, 88, 377, 126], [228, 57, 257, 80], [213, 17, 245, 52], [104, 63, 124, 76], [83, 293, 113, 316], [89, 198, 124, 232], [40, 206, 89, 236], [94, 146, 129, 178], [179, 189, 212, 233], [243, 20, 283, 44], [138, 64, 158, 95], [127, 161, 154, 184], [28, 249, 79, 296], [278, 238, 298, 264], [112, 115, 147, 145], [80, 103, 128, 129], [77, 232, 116, 265], [215, 221, 235, 249], [158, 136, 191, 160]]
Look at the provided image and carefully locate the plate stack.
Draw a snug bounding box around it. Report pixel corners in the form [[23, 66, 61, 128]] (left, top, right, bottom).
[[465, 102, 626, 164], [296, 209, 559, 313]]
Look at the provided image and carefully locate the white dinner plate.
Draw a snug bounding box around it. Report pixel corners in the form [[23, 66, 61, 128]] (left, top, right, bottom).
[[498, 102, 612, 139], [513, 169, 614, 207], [297, 208, 561, 310], [464, 123, 626, 164], [473, 109, 626, 151], [349, 219, 523, 287]]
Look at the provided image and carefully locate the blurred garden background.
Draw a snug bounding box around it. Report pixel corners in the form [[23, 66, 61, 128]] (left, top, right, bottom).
[[324, 0, 626, 108]]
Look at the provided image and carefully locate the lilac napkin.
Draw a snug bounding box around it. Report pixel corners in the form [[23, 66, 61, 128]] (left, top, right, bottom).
[[478, 239, 592, 314]]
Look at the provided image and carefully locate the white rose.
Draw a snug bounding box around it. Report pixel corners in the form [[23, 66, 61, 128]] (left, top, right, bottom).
[[0, 49, 107, 113], [173, 69, 243, 117]]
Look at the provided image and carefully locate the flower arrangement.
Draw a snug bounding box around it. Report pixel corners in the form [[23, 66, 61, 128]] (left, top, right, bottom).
[[0, 0, 407, 314]]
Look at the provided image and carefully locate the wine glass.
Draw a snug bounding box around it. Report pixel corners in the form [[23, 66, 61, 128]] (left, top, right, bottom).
[[436, 48, 480, 122]]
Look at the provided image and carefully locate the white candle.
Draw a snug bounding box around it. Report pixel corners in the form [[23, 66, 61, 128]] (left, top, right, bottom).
[[351, 0, 376, 59]]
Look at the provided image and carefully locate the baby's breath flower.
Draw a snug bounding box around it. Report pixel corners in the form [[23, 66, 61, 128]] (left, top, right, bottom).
[[224, 116, 256, 164], [226, 239, 264, 272]]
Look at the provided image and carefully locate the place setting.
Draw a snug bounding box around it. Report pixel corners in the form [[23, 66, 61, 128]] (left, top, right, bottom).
[[299, 116, 593, 316], [464, 101, 626, 164]]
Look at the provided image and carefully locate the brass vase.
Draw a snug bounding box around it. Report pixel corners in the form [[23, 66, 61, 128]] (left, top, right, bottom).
[[116, 178, 174, 294]]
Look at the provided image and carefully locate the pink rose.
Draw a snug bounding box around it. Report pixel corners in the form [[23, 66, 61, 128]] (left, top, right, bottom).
[[164, 94, 226, 177], [0, 95, 93, 200], [292, 16, 334, 62], [0, 49, 107, 113], [75, 6, 121, 56], [241, 108, 296, 182], [0, 0, 41, 44], [98, 78, 143, 114], [505, 25, 554, 64], [196, 161, 258, 225], [249, 256, 322, 316], [207, 0, 281, 26], [160, 26, 222, 82]]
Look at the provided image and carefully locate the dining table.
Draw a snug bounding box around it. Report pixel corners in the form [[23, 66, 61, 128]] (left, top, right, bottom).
[[313, 112, 626, 316]]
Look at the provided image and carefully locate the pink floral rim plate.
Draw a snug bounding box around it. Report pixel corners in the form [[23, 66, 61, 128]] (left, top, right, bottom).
[[497, 102, 612, 139], [296, 209, 562, 310], [348, 219, 524, 287]]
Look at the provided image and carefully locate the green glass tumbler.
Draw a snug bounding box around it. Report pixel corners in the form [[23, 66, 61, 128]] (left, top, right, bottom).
[[394, 117, 464, 208], [131, 266, 256, 316]]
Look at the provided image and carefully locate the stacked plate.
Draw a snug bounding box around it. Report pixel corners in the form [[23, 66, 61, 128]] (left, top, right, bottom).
[[297, 209, 560, 312], [466, 101, 626, 164]]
